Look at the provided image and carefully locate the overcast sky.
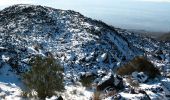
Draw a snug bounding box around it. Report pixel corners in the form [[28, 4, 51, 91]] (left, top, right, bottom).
[[0, 0, 170, 32]]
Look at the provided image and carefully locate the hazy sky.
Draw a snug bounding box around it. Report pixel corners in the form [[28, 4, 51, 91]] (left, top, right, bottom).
[[0, 0, 170, 32]]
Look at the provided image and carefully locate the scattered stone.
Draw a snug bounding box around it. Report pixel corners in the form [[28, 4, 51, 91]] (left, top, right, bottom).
[[131, 80, 139, 87], [112, 94, 122, 100]]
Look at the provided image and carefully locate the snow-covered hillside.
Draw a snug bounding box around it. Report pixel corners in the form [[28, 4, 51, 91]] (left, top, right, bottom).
[[0, 4, 169, 100]]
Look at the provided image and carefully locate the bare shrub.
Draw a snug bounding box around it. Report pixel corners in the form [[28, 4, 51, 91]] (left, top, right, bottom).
[[117, 56, 160, 78], [93, 91, 101, 100]]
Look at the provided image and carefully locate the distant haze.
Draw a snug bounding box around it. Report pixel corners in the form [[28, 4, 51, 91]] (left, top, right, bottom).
[[0, 0, 170, 33]]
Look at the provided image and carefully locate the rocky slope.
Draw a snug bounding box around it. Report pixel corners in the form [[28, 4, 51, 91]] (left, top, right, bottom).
[[0, 4, 139, 76], [0, 4, 170, 100]]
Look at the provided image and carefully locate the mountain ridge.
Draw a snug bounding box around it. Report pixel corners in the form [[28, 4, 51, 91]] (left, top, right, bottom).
[[0, 4, 168, 78], [0, 4, 170, 100]]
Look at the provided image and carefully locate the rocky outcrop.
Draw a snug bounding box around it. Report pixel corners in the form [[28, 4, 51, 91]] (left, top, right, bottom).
[[97, 72, 124, 91], [131, 71, 148, 83]]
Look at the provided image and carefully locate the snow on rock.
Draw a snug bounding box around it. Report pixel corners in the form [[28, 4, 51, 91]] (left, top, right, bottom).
[[0, 83, 22, 100], [132, 71, 148, 83], [96, 53, 107, 62], [97, 72, 124, 91], [1, 55, 10, 62], [66, 52, 76, 61], [0, 64, 24, 100], [62, 85, 93, 100], [120, 92, 147, 100]]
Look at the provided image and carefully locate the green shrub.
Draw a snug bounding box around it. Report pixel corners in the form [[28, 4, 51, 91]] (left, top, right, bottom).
[[22, 56, 64, 99]]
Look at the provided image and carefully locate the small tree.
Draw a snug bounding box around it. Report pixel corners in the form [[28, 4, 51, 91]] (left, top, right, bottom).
[[23, 56, 64, 99]]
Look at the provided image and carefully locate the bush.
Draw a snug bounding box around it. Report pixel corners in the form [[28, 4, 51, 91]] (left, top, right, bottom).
[[117, 56, 160, 78], [80, 75, 95, 88], [22, 56, 64, 99]]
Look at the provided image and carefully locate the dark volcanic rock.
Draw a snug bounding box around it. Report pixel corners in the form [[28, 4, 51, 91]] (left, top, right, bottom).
[[97, 73, 124, 91], [57, 96, 63, 100]]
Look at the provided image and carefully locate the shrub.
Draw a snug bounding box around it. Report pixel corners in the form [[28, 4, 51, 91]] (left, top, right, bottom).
[[117, 56, 160, 78], [21, 91, 33, 98], [80, 75, 95, 88], [8, 56, 20, 73], [22, 56, 64, 99]]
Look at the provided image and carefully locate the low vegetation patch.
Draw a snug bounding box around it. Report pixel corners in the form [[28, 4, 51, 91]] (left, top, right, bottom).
[[117, 56, 160, 78], [158, 32, 170, 41], [93, 91, 101, 100], [22, 55, 64, 99], [80, 75, 95, 88]]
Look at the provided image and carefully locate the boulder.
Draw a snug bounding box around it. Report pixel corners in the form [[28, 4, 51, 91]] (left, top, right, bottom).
[[0, 47, 7, 52], [96, 53, 107, 62], [129, 88, 136, 94], [80, 72, 95, 79], [66, 52, 76, 61], [85, 55, 93, 62], [57, 96, 63, 100], [114, 74, 124, 90], [97, 73, 124, 91]]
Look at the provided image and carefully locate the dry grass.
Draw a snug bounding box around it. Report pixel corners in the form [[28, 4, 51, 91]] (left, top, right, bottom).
[[105, 90, 117, 98], [117, 56, 160, 78], [93, 91, 101, 100], [92, 89, 117, 100], [158, 32, 170, 41]]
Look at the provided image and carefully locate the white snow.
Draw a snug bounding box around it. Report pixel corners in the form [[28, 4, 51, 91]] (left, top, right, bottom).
[[0, 64, 24, 100], [1, 55, 10, 62], [62, 85, 93, 100], [120, 92, 145, 99], [97, 53, 107, 62], [132, 71, 148, 83]]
